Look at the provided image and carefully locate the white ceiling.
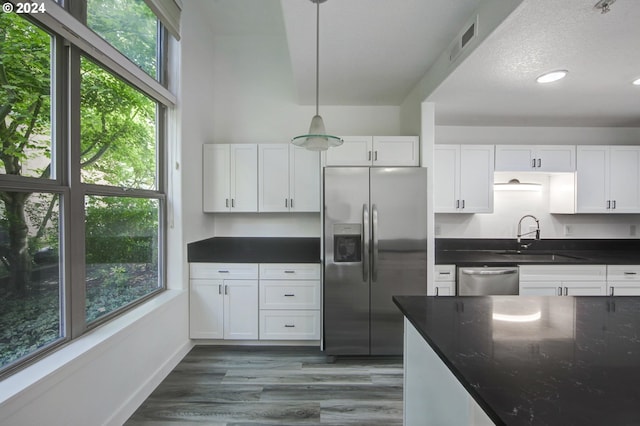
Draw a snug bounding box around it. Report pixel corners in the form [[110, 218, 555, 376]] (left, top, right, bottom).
[[197, 0, 640, 127], [429, 0, 640, 127]]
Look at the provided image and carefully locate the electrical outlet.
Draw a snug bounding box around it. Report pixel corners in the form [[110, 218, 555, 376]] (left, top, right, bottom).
[[631, 225, 637, 237], [564, 225, 573, 236]]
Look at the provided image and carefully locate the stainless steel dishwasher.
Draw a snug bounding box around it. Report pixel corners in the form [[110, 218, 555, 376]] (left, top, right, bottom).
[[457, 266, 519, 295]]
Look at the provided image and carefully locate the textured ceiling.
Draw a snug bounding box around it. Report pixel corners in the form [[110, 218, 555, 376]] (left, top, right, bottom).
[[429, 0, 640, 126], [194, 0, 640, 127]]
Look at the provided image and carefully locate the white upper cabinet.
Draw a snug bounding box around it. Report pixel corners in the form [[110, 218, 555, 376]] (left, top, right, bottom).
[[203, 144, 258, 212], [434, 145, 494, 213], [495, 145, 575, 172], [324, 136, 419, 167], [576, 145, 640, 213], [258, 144, 320, 212]]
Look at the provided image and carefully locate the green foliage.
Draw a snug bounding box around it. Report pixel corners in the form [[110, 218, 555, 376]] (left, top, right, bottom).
[[86, 0, 158, 78], [80, 57, 157, 189]]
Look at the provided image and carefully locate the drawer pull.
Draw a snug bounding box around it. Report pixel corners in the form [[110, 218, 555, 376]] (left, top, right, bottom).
[[218, 270, 229, 273], [284, 294, 295, 297], [284, 270, 295, 274], [624, 272, 637, 275], [284, 324, 295, 328]]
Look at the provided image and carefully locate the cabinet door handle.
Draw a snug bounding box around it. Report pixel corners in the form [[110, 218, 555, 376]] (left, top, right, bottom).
[[224, 285, 229, 295], [607, 200, 611, 209], [564, 287, 568, 296], [456, 200, 460, 209], [612, 200, 616, 209], [557, 287, 562, 296], [218, 284, 222, 295], [537, 158, 541, 168], [374, 151, 378, 161], [610, 287, 615, 296], [532, 158, 536, 168], [435, 287, 439, 296], [461, 200, 465, 209], [284, 293, 295, 297], [225, 198, 229, 208], [231, 198, 235, 208], [285, 198, 288, 207], [290, 198, 294, 208], [284, 324, 295, 328], [368, 151, 372, 161]]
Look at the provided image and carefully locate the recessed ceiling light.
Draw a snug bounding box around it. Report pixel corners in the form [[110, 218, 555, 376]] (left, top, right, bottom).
[[633, 78, 640, 86], [536, 70, 568, 84]]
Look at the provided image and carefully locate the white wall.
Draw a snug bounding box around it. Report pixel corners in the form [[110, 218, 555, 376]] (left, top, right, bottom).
[[434, 125, 640, 239], [181, 2, 407, 241]]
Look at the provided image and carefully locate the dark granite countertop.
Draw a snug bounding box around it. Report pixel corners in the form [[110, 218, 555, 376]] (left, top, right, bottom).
[[436, 238, 640, 266], [394, 295, 640, 426], [187, 237, 320, 263]]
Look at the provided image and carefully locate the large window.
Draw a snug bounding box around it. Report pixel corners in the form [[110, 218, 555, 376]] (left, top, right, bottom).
[[0, 0, 174, 376]]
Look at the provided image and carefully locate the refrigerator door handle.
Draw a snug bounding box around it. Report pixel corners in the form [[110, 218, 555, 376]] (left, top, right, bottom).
[[372, 204, 379, 282], [362, 203, 369, 282]]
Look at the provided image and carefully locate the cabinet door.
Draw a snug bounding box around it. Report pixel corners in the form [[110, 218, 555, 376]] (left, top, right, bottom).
[[372, 136, 419, 166], [190, 279, 224, 338], [519, 281, 561, 296], [224, 279, 258, 340], [433, 145, 459, 213], [494, 145, 534, 171], [258, 144, 290, 212], [609, 146, 640, 213], [324, 136, 373, 166], [459, 145, 494, 213], [203, 144, 230, 212], [536, 145, 575, 172], [608, 282, 640, 296], [230, 144, 258, 212], [290, 146, 320, 212], [576, 146, 609, 213], [564, 282, 606, 296]]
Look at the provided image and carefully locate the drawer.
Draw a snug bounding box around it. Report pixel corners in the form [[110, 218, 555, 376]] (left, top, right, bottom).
[[259, 263, 320, 280], [190, 263, 259, 280], [607, 265, 640, 282], [259, 310, 320, 340], [519, 265, 606, 282], [260, 280, 320, 310], [435, 265, 455, 282]]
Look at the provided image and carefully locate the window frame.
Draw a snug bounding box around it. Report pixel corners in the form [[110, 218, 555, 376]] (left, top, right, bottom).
[[0, 0, 172, 376]]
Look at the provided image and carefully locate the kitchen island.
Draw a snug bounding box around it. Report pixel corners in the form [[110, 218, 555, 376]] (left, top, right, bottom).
[[393, 295, 640, 425]]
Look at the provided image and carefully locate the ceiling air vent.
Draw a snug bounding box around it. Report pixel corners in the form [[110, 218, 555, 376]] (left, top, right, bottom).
[[449, 15, 478, 62]]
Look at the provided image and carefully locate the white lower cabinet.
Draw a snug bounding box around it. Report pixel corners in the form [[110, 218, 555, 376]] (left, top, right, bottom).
[[607, 265, 640, 296], [432, 264, 456, 296], [190, 262, 321, 341], [189, 263, 259, 340], [519, 265, 607, 296], [259, 263, 321, 340]]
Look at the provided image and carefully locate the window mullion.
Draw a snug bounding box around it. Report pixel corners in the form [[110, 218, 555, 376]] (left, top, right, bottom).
[[68, 45, 88, 339]]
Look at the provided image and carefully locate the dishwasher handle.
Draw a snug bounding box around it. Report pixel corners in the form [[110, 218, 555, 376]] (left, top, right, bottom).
[[460, 269, 518, 276]]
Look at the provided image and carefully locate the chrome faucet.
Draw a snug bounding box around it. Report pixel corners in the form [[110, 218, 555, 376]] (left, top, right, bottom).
[[517, 215, 540, 250]]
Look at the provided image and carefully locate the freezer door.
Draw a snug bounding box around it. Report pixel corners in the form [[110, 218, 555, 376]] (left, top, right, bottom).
[[324, 168, 371, 355], [370, 167, 428, 355]]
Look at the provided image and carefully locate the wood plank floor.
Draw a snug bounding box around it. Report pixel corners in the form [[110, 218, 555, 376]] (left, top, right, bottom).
[[125, 346, 403, 425]]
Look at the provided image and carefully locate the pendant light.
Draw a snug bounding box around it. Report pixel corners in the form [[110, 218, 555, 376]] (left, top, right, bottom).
[[291, 0, 343, 151]]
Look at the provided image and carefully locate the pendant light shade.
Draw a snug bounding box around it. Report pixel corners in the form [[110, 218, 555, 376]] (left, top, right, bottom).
[[291, 0, 343, 151]]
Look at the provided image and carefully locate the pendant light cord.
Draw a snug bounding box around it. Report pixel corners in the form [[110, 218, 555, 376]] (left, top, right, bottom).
[[315, 0, 320, 116]]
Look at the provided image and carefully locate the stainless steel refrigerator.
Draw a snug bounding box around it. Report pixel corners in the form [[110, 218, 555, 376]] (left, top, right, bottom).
[[323, 167, 428, 355]]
